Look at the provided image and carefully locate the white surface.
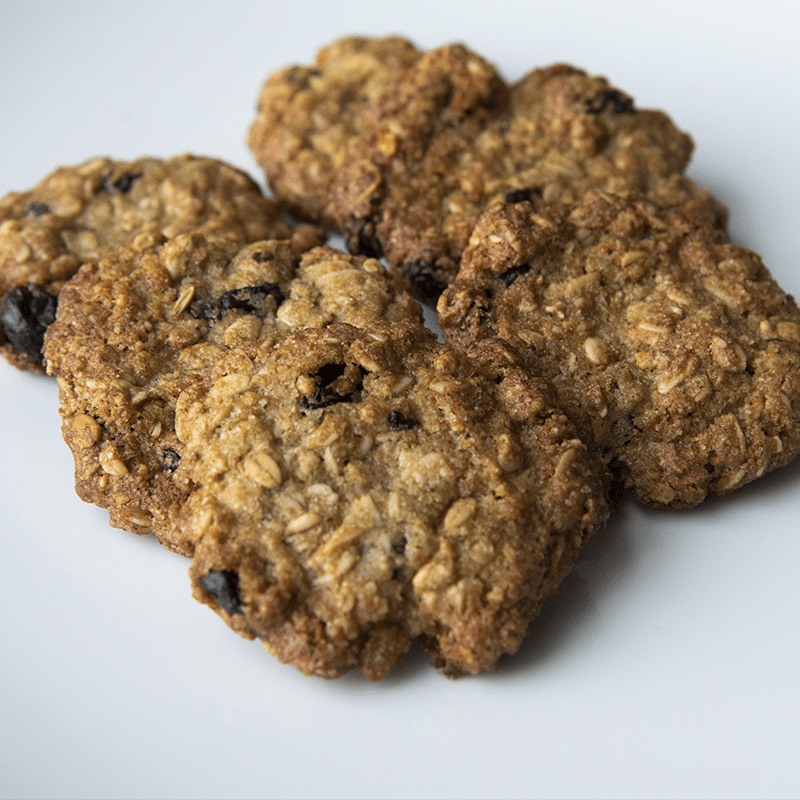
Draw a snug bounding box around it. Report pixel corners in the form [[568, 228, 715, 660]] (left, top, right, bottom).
[[2, 2, 799, 798]]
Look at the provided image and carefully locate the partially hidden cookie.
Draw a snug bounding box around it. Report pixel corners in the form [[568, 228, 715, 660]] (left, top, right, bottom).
[[249, 37, 726, 302], [44, 231, 421, 555], [247, 36, 423, 227], [438, 192, 800, 507], [174, 320, 609, 679], [1, 153, 291, 372]]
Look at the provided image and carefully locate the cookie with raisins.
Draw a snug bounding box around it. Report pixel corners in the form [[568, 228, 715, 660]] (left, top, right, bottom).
[[1, 154, 291, 372], [175, 320, 609, 680], [44, 232, 420, 555], [438, 192, 800, 507], [249, 36, 726, 303]]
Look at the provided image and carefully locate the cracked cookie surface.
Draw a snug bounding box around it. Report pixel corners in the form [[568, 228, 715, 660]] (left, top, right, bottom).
[[44, 231, 420, 555], [177, 320, 609, 680], [1, 154, 290, 371], [438, 192, 800, 507], [249, 36, 726, 302]]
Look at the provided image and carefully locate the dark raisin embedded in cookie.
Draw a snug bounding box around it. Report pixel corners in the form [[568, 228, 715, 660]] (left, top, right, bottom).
[[496, 263, 531, 287], [387, 409, 420, 429], [584, 88, 636, 115], [217, 284, 285, 319], [343, 218, 385, 259], [104, 170, 143, 194], [24, 201, 51, 218], [0, 284, 57, 362], [298, 362, 366, 410], [162, 449, 181, 475], [198, 570, 243, 616], [406, 259, 448, 300]]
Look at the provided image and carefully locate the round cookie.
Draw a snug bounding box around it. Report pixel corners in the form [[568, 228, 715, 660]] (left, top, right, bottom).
[[438, 192, 800, 508], [249, 36, 726, 303], [44, 231, 421, 555], [247, 36, 423, 227], [176, 320, 609, 680], [0, 154, 291, 372]]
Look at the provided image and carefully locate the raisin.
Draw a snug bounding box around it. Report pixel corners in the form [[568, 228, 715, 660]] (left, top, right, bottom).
[[585, 89, 635, 115], [387, 410, 420, 430], [189, 283, 284, 321], [217, 284, 284, 319], [0, 284, 57, 361], [497, 262, 531, 287], [504, 188, 540, 204], [317, 362, 346, 384], [298, 363, 366, 410], [344, 218, 384, 259], [284, 66, 314, 84], [162, 449, 180, 474], [104, 171, 143, 194], [406, 259, 446, 300], [198, 570, 243, 616], [186, 300, 215, 321], [25, 201, 51, 218], [392, 534, 407, 555]]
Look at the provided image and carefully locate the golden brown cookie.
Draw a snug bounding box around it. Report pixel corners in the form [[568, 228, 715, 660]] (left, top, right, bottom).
[[177, 320, 609, 680], [1, 154, 290, 372], [247, 36, 423, 227], [44, 231, 420, 555], [438, 192, 800, 507], [249, 37, 726, 302]]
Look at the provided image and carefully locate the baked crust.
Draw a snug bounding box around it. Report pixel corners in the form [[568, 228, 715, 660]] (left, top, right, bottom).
[[1, 154, 290, 371], [44, 232, 420, 554], [249, 37, 726, 303], [247, 36, 423, 227], [438, 192, 800, 507], [177, 320, 609, 679]]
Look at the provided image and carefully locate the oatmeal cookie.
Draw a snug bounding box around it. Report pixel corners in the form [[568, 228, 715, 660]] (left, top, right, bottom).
[[44, 231, 420, 555], [247, 36, 423, 227], [249, 37, 726, 302], [438, 192, 800, 507], [1, 154, 290, 372], [177, 320, 609, 680]]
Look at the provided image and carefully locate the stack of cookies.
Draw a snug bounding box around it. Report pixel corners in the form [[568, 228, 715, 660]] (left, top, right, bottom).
[[2, 36, 798, 681]]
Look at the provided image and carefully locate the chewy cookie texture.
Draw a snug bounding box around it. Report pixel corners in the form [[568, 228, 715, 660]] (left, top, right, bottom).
[[438, 193, 800, 508], [177, 321, 608, 679], [249, 36, 726, 303], [44, 231, 420, 556], [0, 154, 290, 372]]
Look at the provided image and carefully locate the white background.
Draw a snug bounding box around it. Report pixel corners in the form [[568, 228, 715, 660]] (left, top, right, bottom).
[[2, 2, 799, 798]]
